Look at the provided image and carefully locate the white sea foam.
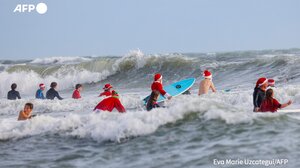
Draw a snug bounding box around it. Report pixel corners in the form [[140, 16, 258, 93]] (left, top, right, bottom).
[[1, 86, 299, 142], [0, 69, 111, 97], [1, 49, 300, 142], [30, 56, 92, 65], [0, 50, 149, 97]]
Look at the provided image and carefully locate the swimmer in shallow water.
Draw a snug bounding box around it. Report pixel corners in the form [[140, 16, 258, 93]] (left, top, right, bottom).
[[260, 88, 292, 113], [198, 70, 216, 96], [7, 83, 21, 100], [18, 103, 34, 121]]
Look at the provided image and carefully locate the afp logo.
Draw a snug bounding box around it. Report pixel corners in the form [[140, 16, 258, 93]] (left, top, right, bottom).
[[13, 3, 48, 14]]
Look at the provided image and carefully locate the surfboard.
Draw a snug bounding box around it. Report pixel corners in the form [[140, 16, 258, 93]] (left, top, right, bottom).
[[277, 109, 300, 113], [143, 78, 196, 104]]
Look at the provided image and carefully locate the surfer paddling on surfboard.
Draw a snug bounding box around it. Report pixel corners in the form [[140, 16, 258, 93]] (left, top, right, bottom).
[[146, 74, 172, 111], [198, 70, 216, 96], [260, 88, 292, 113]]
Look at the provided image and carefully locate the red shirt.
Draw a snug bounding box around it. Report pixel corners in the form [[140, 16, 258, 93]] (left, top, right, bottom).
[[72, 90, 81, 99], [151, 81, 166, 96], [94, 96, 126, 113], [99, 91, 112, 97], [260, 98, 282, 112]]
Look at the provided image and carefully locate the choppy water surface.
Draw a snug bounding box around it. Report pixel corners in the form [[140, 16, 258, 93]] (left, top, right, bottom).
[[1, 49, 300, 167]]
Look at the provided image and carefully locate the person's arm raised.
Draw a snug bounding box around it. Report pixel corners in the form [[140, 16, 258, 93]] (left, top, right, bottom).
[[280, 100, 292, 109]]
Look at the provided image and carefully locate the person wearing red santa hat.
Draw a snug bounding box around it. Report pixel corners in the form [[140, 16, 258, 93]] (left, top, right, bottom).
[[35, 83, 46, 99], [94, 90, 126, 113], [146, 73, 172, 111], [198, 70, 216, 96], [99, 83, 113, 97], [268, 79, 275, 87], [253, 77, 269, 112]]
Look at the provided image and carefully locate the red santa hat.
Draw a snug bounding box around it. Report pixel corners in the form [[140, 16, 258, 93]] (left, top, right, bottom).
[[103, 83, 113, 90], [256, 77, 268, 88], [39, 83, 45, 88], [268, 79, 275, 86], [203, 70, 212, 79], [154, 73, 162, 81]]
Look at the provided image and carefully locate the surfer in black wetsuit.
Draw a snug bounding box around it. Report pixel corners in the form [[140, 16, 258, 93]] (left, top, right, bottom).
[[7, 83, 21, 100], [253, 77, 268, 112], [46, 82, 63, 100]]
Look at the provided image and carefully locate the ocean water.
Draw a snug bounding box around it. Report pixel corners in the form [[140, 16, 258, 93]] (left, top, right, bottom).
[[1, 49, 300, 168]]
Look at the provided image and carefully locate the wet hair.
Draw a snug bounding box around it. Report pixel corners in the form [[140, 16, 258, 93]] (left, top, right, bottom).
[[11, 83, 17, 90], [25, 103, 33, 109], [112, 90, 118, 95], [265, 88, 274, 105], [75, 84, 82, 90], [50, 82, 57, 88]]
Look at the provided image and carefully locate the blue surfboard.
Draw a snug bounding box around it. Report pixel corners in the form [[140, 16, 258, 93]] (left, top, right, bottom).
[[143, 78, 196, 104]]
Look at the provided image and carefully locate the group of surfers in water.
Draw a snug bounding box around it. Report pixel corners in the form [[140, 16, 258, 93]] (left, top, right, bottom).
[[10, 70, 292, 121]]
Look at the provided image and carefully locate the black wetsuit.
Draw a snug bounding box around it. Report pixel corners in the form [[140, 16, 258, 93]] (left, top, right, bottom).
[[253, 87, 266, 111], [7, 90, 21, 100], [46, 88, 63, 100]]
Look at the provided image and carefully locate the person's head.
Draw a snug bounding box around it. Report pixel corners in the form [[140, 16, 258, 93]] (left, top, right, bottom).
[[75, 84, 83, 91], [203, 70, 212, 80], [268, 79, 275, 87], [24, 103, 33, 113], [50, 82, 58, 89], [112, 90, 119, 98], [256, 77, 268, 89], [103, 83, 113, 91], [11, 83, 17, 90], [266, 88, 274, 100], [39, 83, 46, 90], [154, 73, 162, 83]]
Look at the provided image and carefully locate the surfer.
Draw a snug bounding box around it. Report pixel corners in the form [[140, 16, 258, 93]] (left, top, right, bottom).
[[36, 83, 46, 99], [146, 73, 172, 111], [260, 88, 292, 112], [18, 103, 34, 121], [253, 77, 268, 112], [198, 70, 216, 96], [7, 83, 21, 100], [72, 84, 82, 99], [46, 82, 63, 100], [99, 83, 113, 97], [94, 90, 126, 113]]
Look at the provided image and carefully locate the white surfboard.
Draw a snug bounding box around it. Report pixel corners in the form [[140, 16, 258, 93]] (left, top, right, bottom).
[[277, 109, 300, 113]]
